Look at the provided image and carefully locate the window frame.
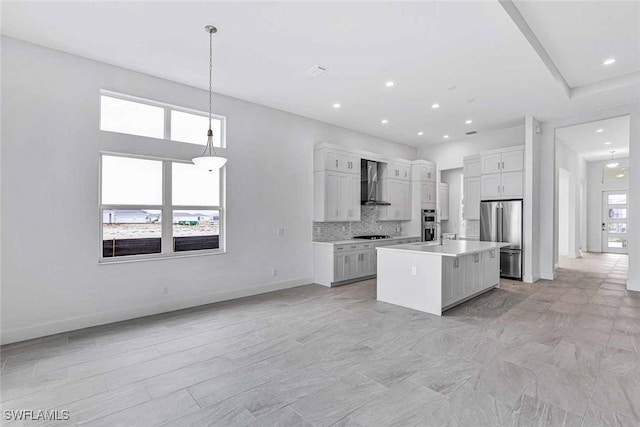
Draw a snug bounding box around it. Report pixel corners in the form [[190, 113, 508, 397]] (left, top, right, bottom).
[[99, 90, 226, 148], [99, 152, 226, 264]]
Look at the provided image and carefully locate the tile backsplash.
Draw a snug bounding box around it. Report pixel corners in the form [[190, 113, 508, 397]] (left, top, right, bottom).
[[313, 206, 404, 241]]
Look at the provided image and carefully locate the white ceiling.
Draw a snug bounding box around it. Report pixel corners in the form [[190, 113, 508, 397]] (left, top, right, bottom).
[[513, 1, 640, 88], [556, 115, 630, 161], [2, 1, 639, 147]]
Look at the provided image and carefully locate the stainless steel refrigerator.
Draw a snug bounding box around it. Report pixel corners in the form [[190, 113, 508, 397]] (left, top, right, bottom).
[[480, 200, 523, 280]]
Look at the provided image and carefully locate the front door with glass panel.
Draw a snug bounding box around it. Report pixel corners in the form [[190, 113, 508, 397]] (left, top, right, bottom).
[[602, 191, 628, 254]]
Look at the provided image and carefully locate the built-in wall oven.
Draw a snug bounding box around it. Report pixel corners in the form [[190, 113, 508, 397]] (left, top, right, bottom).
[[421, 209, 437, 242]]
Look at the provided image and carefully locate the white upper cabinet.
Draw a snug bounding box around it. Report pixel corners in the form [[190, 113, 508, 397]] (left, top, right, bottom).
[[314, 171, 360, 222], [480, 173, 502, 199], [463, 156, 481, 178], [379, 179, 411, 221], [501, 149, 524, 172], [463, 177, 481, 220], [383, 161, 411, 181], [421, 164, 436, 182], [481, 153, 502, 175], [439, 183, 449, 221], [480, 146, 524, 199], [501, 171, 524, 198], [422, 182, 437, 209], [314, 148, 360, 174]]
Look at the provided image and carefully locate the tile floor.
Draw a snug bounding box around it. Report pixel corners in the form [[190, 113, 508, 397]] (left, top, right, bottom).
[[1, 253, 638, 426]]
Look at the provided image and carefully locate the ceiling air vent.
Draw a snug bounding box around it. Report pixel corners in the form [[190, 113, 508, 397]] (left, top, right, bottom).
[[306, 65, 328, 77], [465, 130, 478, 135]]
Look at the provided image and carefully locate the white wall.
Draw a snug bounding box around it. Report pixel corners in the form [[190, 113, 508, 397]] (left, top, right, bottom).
[[558, 168, 570, 257], [555, 139, 587, 258], [586, 158, 629, 253], [440, 168, 462, 235], [524, 117, 541, 282], [418, 125, 524, 170], [539, 104, 639, 286], [0, 37, 416, 344], [628, 104, 640, 292]]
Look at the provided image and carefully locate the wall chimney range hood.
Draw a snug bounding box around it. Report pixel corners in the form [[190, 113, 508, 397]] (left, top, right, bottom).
[[361, 159, 391, 206]]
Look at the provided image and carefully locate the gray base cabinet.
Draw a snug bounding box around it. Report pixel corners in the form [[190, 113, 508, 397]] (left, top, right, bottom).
[[442, 248, 500, 307]]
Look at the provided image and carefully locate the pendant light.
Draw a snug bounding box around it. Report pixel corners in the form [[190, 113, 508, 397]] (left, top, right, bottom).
[[192, 25, 227, 171], [606, 150, 619, 169]]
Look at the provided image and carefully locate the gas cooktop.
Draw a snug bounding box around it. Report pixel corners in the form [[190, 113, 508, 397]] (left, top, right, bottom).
[[353, 235, 391, 240]]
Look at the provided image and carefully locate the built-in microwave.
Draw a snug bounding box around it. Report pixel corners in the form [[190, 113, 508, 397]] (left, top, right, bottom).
[[422, 209, 437, 242]]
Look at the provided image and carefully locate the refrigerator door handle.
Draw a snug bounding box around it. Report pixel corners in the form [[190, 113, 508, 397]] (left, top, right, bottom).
[[496, 206, 503, 242]]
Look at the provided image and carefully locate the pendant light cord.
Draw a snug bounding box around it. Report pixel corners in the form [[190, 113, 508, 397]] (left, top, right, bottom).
[[201, 27, 217, 158]]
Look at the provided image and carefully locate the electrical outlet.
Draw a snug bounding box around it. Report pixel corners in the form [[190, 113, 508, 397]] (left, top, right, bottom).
[[378, 225, 382, 230], [342, 225, 346, 232], [411, 266, 417, 276], [315, 227, 320, 233], [272, 269, 278, 277], [162, 286, 169, 295], [277, 227, 285, 235]]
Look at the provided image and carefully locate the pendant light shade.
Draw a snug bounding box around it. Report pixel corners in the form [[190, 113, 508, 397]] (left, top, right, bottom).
[[193, 25, 227, 171], [606, 150, 619, 169]]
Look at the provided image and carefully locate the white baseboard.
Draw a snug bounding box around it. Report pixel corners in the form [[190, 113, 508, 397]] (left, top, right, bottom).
[[1, 277, 313, 345], [523, 275, 540, 283]]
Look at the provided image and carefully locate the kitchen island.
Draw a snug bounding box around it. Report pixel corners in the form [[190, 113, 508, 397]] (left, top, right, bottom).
[[376, 241, 509, 315]]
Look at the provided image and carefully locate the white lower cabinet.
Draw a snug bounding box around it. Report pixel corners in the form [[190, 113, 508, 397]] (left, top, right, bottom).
[[482, 248, 500, 287], [442, 249, 500, 308], [442, 257, 463, 306]]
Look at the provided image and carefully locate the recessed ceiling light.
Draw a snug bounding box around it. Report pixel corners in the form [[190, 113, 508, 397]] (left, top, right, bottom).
[[443, 135, 449, 139], [381, 119, 388, 124], [603, 58, 616, 66], [616, 173, 625, 178], [417, 131, 424, 136], [596, 129, 604, 133], [385, 81, 394, 87], [432, 103, 440, 109], [465, 120, 473, 124], [604, 141, 612, 145], [332, 103, 341, 108]]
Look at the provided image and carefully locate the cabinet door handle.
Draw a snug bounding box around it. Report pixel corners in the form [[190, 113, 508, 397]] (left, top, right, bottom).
[[336, 159, 339, 168], [474, 253, 480, 263], [498, 161, 500, 170], [497, 185, 500, 194], [454, 258, 459, 268], [502, 161, 505, 169]]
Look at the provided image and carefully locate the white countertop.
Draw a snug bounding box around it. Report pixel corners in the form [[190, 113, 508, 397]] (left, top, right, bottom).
[[376, 240, 509, 257], [313, 235, 420, 246]]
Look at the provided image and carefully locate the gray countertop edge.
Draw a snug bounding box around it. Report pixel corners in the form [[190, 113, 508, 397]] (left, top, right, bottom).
[[312, 235, 421, 246]]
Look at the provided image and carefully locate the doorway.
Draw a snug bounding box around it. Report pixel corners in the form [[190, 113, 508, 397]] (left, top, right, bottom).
[[602, 190, 628, 254]]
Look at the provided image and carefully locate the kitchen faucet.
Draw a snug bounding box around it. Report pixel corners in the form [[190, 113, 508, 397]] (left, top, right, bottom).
[[435, 221, 443, 245]]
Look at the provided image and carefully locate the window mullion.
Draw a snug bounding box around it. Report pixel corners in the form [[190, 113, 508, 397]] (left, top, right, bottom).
[[162, 161, 173, 254]]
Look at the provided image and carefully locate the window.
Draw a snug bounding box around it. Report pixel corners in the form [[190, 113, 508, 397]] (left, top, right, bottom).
[[608, 194, 627, 205], [100, 92, 225, 147], [100, 154, 224, 260], [608, 208, 627, 219]]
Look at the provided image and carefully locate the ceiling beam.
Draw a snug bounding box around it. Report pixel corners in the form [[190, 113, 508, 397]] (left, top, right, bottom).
[[499, 0, 572, 99], [571, 71, 640, 98]]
